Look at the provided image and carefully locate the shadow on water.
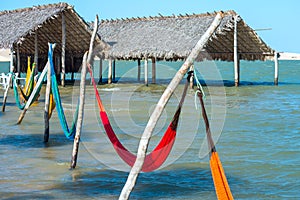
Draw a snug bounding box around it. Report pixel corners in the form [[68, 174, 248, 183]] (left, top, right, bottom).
[[47, 163, 241, 199], [0, 133, 73, 148]]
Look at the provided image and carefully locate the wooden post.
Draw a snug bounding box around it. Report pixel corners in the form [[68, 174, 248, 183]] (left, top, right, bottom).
[[71, 55, 74, 81], [119, 12, 224, 200], [70, 15, 99, 169], [17, 44, 20, 80], [61, 12, 66, 87], [137, 59, 141, 82], [113, 59, 116, 82], [108, 59, 112, 84], [56, 56, 61, 83], [144, 58, 148, 86], [44, 44, 53, 143], [234, 15, 240, 87], [151, 58, 156, 84], [274, 51, 279, 85], [34, 30, 38, 74], [98, 58, 103, 84], [2, 48, 14, 112], [107, 59, 112, 84]]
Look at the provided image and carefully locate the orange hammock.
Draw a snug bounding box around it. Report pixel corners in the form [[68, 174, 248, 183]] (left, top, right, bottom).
[[197, 89, 234, 200], [88, 66, 189, 172]]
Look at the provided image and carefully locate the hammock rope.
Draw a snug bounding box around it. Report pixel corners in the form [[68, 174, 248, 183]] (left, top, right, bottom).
[[197, 88, 234, 200], [88, 65, 189, 172], [48, 44, 79, 139]]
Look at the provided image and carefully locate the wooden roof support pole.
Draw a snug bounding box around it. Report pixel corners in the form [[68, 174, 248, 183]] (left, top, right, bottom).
[[108, 59, 112, 84], [144, 58, 148, 86], [274, 51, 279, 85], [137, 59, 141, 82], [189, 64, 194, 89], [17, 44, 20, 79], [234, 15, 240, 87], [113, 59, 116, 82], [70, 15, 99, 169], [61, 12, 66, 87], [98, 58, 103, 84], [119, 12, 224, 200], [151, 58, 156, 84], [71, 54, 74, 81], [2, 47, 14, 112], [34, 30, 38, 74]]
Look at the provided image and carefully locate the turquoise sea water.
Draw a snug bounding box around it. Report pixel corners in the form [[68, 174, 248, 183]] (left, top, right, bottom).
[[0, 60, 299, 199]]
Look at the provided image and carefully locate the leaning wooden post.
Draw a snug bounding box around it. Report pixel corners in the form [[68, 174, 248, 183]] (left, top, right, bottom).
[[234, 15, 240, 87], [151, 58, 156, 84], [70, 15, 99, 169], [119, 12, 224, 200], [44, 43, 53, 143], [274, 51, 279, 85], [61, 12, 66, 87], [2, 47, 14, 112]]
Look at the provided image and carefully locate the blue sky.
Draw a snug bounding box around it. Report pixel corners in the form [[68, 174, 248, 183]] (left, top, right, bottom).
[[1, 0, 300, 53]]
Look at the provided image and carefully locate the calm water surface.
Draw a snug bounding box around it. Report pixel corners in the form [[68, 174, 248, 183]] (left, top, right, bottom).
[[0, 60, 299, 199]]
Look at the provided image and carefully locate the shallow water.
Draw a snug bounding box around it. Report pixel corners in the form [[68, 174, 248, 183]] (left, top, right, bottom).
[[0, 60, 300, 199]]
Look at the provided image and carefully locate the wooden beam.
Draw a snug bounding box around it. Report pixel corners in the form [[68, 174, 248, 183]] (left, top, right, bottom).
[[17, 44, 20, 79], [151, 58, 156, 84], [108, 59, 112, 84], [274, 51, 279, 85], [71, 55, 74, 81], [234, 15, 240, 87], [61, 12, 66, 87], [144, 58, 148, 86], [44, 44, 52, 143]]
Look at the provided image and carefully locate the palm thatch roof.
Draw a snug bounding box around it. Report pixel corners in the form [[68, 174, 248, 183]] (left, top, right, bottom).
[[98, 10, 274, 61], [0, 2, 108, 72]]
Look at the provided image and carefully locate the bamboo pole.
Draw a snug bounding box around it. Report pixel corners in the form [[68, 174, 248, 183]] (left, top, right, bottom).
[[234, 15, 240, 87], [17, 59, 51, 124], [71, 55, 74, 81], [44, 43, 53, 143], [274, 51, 279, 85], [70, 15, 99, 169], [119, 12, 224, 200], [144, 58, 148, 86], [61, 12, 66, 87], [151, 58, 156, 84], [2, 48, 14, 112], [137, 59, 141, 82]]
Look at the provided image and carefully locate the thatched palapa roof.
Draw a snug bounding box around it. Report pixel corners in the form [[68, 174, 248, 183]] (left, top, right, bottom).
[[0, 3, 108, 72], [98, 10, 274, 61]]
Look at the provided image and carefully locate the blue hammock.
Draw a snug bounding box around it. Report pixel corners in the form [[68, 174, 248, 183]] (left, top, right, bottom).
[[48, 44, 79, 139]]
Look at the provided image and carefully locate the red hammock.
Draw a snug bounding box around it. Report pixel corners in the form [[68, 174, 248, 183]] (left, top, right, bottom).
[[88, 66, 188, 172]]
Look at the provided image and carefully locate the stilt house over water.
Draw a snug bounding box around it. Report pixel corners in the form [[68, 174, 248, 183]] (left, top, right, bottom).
[[0, 2, 108, 86], [98, 10, 278, 86]]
